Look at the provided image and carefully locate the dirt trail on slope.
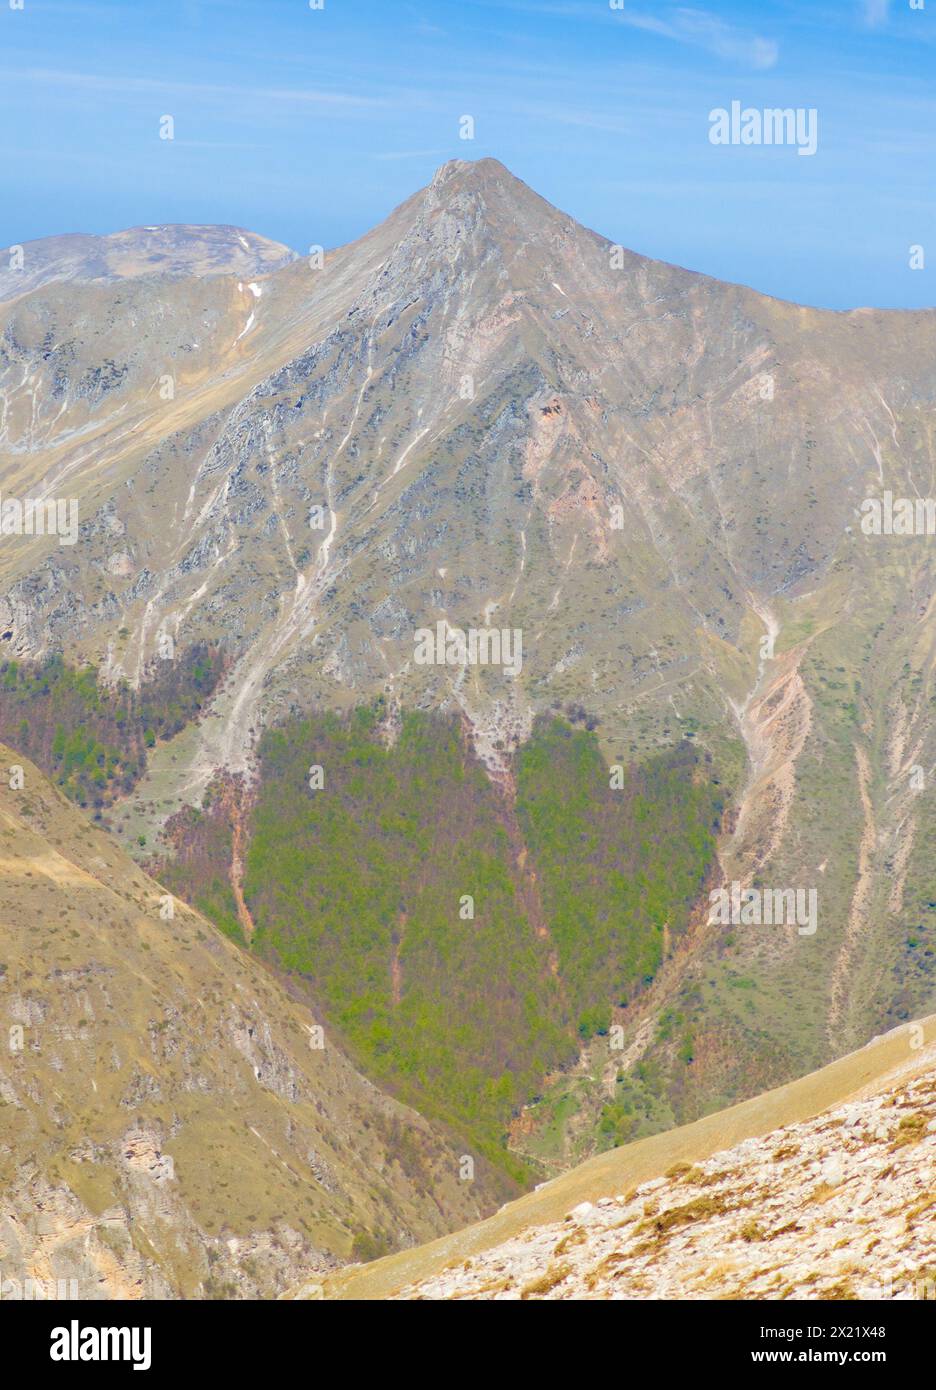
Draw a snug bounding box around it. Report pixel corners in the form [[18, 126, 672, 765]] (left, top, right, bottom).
[[229, 784, 257, 943], [827, 745, 876, 1042], [724, 601, 812, 887]]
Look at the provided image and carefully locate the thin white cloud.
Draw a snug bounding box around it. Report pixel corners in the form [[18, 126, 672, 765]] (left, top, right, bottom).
[[372, 149, 446, 161], [0, 67, 384, 107], [616, 6, 779, 70], [863, 0, 890, 26]]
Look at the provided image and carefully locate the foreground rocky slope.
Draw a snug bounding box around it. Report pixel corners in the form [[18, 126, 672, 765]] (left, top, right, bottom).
[[397, 1057, 936, 1300], [306, 1016, 936, 1299], [0, 747, 508, 1299]]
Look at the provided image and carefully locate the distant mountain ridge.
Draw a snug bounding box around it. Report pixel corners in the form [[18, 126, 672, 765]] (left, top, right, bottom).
[[0, 224, 297, 303]]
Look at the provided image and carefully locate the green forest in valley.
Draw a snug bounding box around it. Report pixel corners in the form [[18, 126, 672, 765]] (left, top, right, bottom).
[[236, 707, 723, 1173]]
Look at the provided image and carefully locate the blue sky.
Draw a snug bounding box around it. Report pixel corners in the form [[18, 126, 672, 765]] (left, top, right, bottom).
[[0, 0, 932, 308]]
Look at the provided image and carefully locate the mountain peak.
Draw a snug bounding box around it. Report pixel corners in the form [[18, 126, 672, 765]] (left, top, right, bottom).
[[411, 155, 579, 256], [426, 156, 538, 207], [430, 156, 513, 187]]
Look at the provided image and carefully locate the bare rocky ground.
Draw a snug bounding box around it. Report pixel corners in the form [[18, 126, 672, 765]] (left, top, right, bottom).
[[394, 1057, 936, 1300]]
